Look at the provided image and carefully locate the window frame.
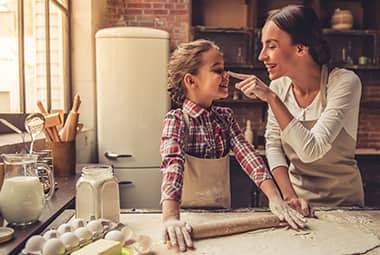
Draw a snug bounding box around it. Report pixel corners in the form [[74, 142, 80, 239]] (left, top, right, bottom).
[[0, 0, 71, 134]]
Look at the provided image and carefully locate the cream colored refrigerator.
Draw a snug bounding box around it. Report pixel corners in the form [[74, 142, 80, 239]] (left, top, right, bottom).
[[96, 27, 169, 209]]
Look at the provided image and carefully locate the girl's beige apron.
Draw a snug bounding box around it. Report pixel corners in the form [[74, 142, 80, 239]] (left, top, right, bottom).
[[180, 112, 231, 209], [281, 66, 364, 206]]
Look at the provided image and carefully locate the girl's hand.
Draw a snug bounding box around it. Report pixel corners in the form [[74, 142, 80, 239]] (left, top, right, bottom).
[[162, 218, 193, 252], [228, 71, 273, 102]]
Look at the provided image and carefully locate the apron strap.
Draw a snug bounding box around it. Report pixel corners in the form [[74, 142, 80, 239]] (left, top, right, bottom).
[[182, 111, 190, 150], [320, 65, 329, 110]]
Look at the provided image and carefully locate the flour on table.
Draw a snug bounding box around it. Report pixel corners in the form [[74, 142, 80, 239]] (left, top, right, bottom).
[[193, 218, 380, 255]]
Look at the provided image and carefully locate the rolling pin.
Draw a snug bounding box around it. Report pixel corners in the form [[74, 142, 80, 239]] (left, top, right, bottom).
[[191, 215, 282, 240], [61, 94, 81, 142]]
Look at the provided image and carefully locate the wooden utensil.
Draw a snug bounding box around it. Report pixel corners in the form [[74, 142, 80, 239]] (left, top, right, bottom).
[[51, 109, 64, 129], [61, 94, 81, 142], [45, 113, 62, 129], [191, 215, 282, 240], [37, 101, 61, 142]]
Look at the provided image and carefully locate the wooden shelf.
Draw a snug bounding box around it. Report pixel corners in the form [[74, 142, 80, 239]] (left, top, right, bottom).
[[344, 65, 380, 70], [323, 29, 379, 36], [215, 99, 264, 105], [226, 64, 266, 70], [361, 99, 380, 105]]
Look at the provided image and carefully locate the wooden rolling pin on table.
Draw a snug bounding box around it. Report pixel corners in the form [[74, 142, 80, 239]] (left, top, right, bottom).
[[191, 215, 282, 239]]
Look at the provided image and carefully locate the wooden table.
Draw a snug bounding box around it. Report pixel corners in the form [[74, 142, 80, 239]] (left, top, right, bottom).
[[0, 173, 78, 255], [119, 208, 380, 255]]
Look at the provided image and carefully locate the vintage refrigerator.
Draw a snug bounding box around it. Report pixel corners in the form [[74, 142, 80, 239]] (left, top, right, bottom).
[[95, 27, 169, 209]]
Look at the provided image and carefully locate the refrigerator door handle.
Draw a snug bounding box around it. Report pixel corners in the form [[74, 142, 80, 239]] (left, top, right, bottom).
[[104, 151, 132, 160], [119, 181, 134, 186]]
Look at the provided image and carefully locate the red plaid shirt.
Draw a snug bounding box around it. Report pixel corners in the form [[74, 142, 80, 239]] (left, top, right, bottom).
[[160, 99, 272, 202]]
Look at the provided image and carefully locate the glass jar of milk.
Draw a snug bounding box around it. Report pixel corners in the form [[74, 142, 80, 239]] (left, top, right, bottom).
[[0, 154, 55, 226], [76, 165, 120, 222]]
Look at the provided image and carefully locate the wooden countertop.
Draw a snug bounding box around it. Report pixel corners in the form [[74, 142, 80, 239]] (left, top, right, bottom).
[[119, 208, 380, 255], [0, 171, 78, 255], [8, 207, 380, 255]]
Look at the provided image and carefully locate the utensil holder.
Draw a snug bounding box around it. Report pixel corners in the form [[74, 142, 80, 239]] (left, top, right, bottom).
[[51, 141, 76, 177]]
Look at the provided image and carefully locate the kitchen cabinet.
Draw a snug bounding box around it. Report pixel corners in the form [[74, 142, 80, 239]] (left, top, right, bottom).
[[192, 27, 255, 68]]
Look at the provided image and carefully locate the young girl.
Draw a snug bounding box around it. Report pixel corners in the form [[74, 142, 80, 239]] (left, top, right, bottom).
[[160, 39, 305, 252]]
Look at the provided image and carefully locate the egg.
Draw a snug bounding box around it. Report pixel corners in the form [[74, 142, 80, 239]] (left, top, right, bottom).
[[42, 238, 65, 255], [134, 235, 152, 254], [59, 232, 80, 250], [24, 235, 46, 253], [105, 230, 125, 243], [43, 230, 60, 240], [121, 226, 134, 242], [57, 223, 73, 234], [71, 218, 86, 230], [74, 227, 92, 242], [86, 220, 103, 235]]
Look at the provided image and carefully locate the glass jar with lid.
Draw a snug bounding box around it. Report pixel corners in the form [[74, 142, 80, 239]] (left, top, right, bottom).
[[76, 165, 120, 222]]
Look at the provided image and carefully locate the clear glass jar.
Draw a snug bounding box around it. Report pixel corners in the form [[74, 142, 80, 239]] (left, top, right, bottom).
[[76, 165, 120, 222]]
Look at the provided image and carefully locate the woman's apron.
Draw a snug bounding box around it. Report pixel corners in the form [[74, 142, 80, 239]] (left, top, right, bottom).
[[180, 112, 231, 209], [281, 66, 364, 206]]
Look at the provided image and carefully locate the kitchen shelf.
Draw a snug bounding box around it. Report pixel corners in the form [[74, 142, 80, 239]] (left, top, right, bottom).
[[214, 99, 264, 105], [360, 99, 380, 105], [344, 65, 380, 70], [323, 29, 379, 36], [226, 64, 265, 70]]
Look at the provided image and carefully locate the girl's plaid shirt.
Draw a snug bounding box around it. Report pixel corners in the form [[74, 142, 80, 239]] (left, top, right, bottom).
[[160, 99, 272, 203]]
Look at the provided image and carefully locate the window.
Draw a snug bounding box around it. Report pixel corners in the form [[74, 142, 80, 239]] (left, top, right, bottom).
[[0, 0, 70, 114]]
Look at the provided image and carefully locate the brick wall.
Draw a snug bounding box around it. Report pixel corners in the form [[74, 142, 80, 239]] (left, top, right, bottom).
[[106, 0, 190, 49], [358, 83, 380, 148]]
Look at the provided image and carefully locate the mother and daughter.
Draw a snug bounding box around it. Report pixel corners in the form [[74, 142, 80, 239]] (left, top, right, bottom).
[[159, 5, 364, 252]]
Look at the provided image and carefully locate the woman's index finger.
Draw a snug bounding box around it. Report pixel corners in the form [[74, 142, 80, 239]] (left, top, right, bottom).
[[227, 71, 253, 80]]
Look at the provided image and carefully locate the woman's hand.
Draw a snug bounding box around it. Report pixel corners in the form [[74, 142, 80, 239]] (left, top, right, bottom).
[[228, 71, 274, 102], [286, 197, 315, 217], [269, 197, 307, 229], [162, 218, 193, 252]]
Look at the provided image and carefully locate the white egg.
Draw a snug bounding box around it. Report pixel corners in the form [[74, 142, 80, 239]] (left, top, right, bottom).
[[24, 235, 46, 253], [43, 229, 60, 240], [59, 232, 80, 250], [74, 227, 92, 242], [104, 230, 125, 243], [134, 235, 152, 254], [121, 226, 135, 242], [86, 220, 103, 235], [42, 238, 65, 255], [57, 223, 73, 234], [71, 218, 86, 230]]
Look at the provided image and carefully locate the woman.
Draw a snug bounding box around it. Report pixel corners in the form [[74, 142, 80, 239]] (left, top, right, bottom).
[[232, 5, 364, 212]]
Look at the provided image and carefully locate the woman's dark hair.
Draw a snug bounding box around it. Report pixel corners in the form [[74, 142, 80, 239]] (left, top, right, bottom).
[[266, 5, 331, 66]]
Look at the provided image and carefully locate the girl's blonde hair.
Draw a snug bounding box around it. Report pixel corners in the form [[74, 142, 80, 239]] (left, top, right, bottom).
[[168, 39, 220, 106]]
